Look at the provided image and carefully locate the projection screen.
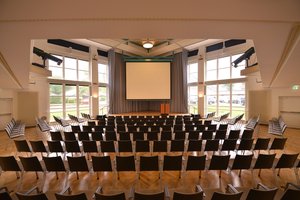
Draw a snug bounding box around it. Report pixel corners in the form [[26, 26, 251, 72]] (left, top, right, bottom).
[[126, 62, 171, 100]]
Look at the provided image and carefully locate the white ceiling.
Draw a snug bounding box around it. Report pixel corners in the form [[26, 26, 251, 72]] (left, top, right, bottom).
[[0, 0, 299, 89]]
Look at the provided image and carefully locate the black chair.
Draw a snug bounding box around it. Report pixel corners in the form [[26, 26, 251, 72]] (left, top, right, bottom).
[[185, 155, 206, 178], [163, 155, 183, 178], [162, 125, 172, 132], [94, 126, 104, 132], [47, 140, 64, 155], [71, 125, 81, 132], [207, 124, 217, 132], [132, 132, 144, 141], [91, 131, 104, 141], [115, 155, 136, 179], [204, 139, 220, 153], [135, 140, 150, 153], [253, 153, 276, 176], [269, 138, 287, 151], [218, 124, 228, 131], [237, 139, 254, 153], [64, 132, 77, 141], [29, 140, 48, 156], [87, 121, 96, 126], [105, 132, 117, 141], [64, 140, 81, 156], [139, 126, 149, 133], [118, 132, 131, 141], [82, 140, 98, 156], [187, 140, 202, 154], [160, 131, 172, 141], [14, 140, 31, 155], [245, 183, 278, 200], [16, 186, 48, 200], [139, 155, 160, 179], [215, 130, 227, 140], [209, 155, 230, 177], [170, 140, 185, 153], [221, 139, 237, 154], [188, 131, 200, 140], [185, 124, 195, 132], [118, 140, 133, 154], [50, 131, 63, 141], [130, 186, 170, 200], [174, 131, 186, 140], [127, 126, 138, 133], [94, 186, 126, 200], [67, 156, 89, 179], [146, 132, 159, 141], [78, 131, 90, 141], [227, 130, 240, 139], [92, 156, 113, 179], [281, 182, 300, 200], [253, 138, 271, 153], [153, 140, 168, 154], [150, 126, 160, 132], [173, 185, 204, 200], [100, 141, 116, 154], [211, 184, 243, 200], [241, 129, 254, 139], [201, 130, 213, 140], [0, 156, 21, 178], [43, 156, 66, 179], [82, 125, 92, 132], [196, 125, 206, 132], [55, 186, 87, 200], [274, 153, 299, 176], [19, 156, 44, 179], [0, 187, 12, 200], [230, 154, 253, 177]]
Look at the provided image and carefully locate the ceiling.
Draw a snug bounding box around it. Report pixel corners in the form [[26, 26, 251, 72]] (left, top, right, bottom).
[[0, 0, 300, 89]]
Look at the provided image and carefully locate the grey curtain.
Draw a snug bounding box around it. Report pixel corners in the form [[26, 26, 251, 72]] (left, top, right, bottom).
[[108, 50, 188, 114]]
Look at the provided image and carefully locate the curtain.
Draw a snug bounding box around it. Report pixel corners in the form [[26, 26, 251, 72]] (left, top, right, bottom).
[[108, 50, 188, 114]]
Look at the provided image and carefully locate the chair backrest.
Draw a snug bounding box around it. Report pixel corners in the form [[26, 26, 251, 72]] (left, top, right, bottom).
[[19, 156, 43, 172], [67, 156, 89, 172], [153, 140, 168, 153], [139, 156, 159, 171], [211, 191, 243, 200], [71, 125, 81, 132], [186, 155, 206, 171], [246, 187, 278, 200], [231, 154, 253, 170], [241, 129, 254, 139], [0, 156, 21, 172], [238, 139, 254, 151], [91, 132, 104, 141], [188, 131, 200, 140], [47, 140, 64, 153], [204, 139, 220, 152], [82, 140, 98, 153], [92, 156, 113, 172], [170, 140, 185, 152], [281, 188, 300, 200], [253, 154, 276, 169], [50, 131, 63, 141], [94, 192, 126, 200], [82, 125, 93, 132], [275, 153, 299, 169], [105, 132, 117, 141], [134, 191, 165, 200], [100, 141, 116, 153], [16, 192, 48, 200], [202, 130, 213, 140], [173, 189, 204, 200], [218, 124, 228, 131], [254, 138, 270, 150], [30, 140, 47, 153], [64, 132, 77, 141], [187, 140, 202, 152], [116, 155, 136, 172], [228, 130, 240, 139], [77, 132, 90, 141], [161, 131, 172, 140], [43, 156, 66, 172], [163, 155, 182, 171], [118, 140, 133, 153], [65, 140, 81, 153], [0, 188, 12, 200], [209, 155, 230, 170], [270, 137, 287, 150], [135, 140, 150, 153], [55, 192, 87, 200], [14, 140, 31, 152], [215, 130, 227, 140]]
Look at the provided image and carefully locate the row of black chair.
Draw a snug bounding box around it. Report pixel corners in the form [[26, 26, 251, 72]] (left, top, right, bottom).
[[51, 129, 255, 142], [14, 138, 287, 157], [1, 153, 299, 181]]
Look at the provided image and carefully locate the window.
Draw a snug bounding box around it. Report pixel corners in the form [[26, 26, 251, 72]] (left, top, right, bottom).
[[205, 83, 245, 117], [49, 84, 63, 121], [187, 62, 198, 114], [99, 86, 109, 114], [65, 85, 77, 117], [48, 55, 90, 82], [98, 63, 108, 84], [79, 86, 90, 115]]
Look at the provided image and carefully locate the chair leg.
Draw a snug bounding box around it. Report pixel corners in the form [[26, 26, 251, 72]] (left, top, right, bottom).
[[277, 169, 281, 176], [76, 171, 79, 180], [97, 172, 99, 180], [199, 170, 201, 179], [35, 171, 39, 179], [258, 169, 261, 177], [56, 172, 59, 180], [239, 169, 242, 177], [219, 170, 222, 178]]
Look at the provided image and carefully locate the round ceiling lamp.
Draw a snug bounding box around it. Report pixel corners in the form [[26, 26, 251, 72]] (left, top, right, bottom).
[[143, 41, 154, 49]]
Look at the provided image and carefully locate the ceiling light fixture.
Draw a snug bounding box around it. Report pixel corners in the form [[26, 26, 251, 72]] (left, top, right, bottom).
[[143, 41, 154, 49]]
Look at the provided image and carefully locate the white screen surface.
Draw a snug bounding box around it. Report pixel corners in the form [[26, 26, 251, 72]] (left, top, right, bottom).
[[126, 62, 171, 100]]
